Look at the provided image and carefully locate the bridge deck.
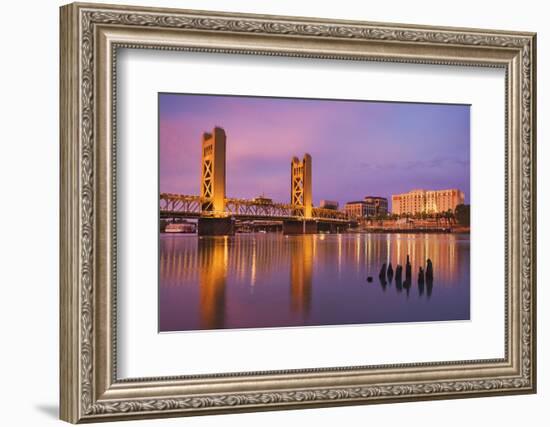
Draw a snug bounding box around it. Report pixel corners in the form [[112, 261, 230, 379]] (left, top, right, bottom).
[[160, 193, 352, 224]]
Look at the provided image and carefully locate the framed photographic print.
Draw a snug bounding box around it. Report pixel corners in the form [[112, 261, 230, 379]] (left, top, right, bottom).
[[60, 2, 537, 423]]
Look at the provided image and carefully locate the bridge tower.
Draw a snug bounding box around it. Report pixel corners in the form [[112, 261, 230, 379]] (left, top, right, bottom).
[[200, 127, 226, 214], [290, 154, 312, 218]]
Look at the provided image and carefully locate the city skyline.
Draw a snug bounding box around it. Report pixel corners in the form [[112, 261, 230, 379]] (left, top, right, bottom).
[[159, 93, 470, 210]]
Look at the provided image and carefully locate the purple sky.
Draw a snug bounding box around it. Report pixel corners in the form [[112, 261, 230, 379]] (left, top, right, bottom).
[[159, 93, 470, 209]]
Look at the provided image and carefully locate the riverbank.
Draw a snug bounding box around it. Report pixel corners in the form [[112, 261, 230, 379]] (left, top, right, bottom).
[[354, 226, 470, 234]]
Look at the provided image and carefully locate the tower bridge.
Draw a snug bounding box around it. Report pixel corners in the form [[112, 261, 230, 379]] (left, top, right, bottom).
[[160, 127, 355, 235]]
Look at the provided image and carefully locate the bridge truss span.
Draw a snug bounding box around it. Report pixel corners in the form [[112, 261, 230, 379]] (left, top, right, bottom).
[[160, 193, 350, 223], [160, 193, 202, 218], [225, 197, 297, 220]]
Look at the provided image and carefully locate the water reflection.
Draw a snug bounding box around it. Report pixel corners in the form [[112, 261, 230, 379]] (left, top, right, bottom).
[[159, 233, 470, 332], [198, 237, 227, 329], [289, 235, 313, 315]]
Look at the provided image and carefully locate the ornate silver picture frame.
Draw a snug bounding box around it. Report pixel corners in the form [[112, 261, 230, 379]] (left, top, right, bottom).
[[60, 2, 536, 423]]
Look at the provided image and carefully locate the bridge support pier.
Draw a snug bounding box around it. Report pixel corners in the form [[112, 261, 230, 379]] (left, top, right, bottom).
[[283, 220, 318, 235], [198, 217, 235, 236]]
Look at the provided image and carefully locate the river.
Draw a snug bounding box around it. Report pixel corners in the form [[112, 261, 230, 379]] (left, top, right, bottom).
[[159, 232, 470, 332]]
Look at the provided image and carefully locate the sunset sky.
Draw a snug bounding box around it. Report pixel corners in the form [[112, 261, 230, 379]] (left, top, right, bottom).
[[159, 93, 470, 209]]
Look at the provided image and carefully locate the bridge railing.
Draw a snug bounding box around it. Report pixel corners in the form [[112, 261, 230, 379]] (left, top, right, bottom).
[[225, 197, 297, 219], [160, 193, 350, 222], [160, 193, 202, 215], [312, 207, 349, 221]]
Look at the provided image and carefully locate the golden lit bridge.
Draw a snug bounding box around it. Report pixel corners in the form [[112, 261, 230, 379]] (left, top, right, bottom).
[[160, 194, 351, 222], [160, 127, 356, 235]]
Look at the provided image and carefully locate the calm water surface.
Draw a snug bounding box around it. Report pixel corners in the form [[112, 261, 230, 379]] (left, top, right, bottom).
[[159, 233, 470, 332]]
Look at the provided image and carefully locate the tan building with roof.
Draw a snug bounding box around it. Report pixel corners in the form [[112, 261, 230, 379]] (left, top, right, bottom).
[[344, 196, 388, 218], [392, 189, 465, 215]]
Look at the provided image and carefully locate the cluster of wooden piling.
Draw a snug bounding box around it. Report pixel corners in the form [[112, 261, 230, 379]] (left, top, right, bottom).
[[368, 255, 434, 296]]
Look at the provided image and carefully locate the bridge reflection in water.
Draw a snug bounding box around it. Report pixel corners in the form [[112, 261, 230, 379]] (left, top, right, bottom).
[[159, 233, 470, 332]]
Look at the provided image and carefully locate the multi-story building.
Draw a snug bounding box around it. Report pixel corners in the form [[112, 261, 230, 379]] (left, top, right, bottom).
[[392, 189, 465, 215], [344, 201, 368, 218], [364, 196, 388, 217], [320, 199, 339, 210], [345, 196, 388, 218]]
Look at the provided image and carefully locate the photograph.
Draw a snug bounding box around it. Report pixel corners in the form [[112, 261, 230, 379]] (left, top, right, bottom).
[[158, 93, 471, 332]]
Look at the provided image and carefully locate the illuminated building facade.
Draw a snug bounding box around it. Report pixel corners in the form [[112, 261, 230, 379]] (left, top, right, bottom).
[[364, 196, 388, 216], [344, 201, 368, 218], [345, 196, 388, 218], [392, 188, 465, 215]]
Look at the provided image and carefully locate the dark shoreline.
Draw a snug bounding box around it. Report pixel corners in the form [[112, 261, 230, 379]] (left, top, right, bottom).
[[355, 228, 470, 234]]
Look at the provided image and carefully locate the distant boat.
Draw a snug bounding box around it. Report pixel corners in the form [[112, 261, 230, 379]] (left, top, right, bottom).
[[164, 223, 196, 233]]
